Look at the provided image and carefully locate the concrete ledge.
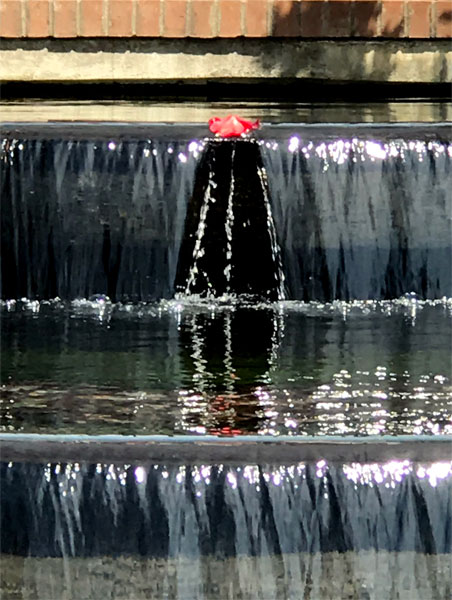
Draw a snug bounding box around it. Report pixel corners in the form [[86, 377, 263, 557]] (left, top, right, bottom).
[[2, 122, 451, 141], [0, 39, 451, 84], [1, 433, 451, 464]]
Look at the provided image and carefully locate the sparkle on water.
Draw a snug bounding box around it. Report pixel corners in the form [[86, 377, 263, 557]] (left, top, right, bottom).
[[5, 458, 452, 489], [3, 132, 451, 301], [2, 456, 451, 562], [1, 126, 451, 600], [1, 295, 451, 437]]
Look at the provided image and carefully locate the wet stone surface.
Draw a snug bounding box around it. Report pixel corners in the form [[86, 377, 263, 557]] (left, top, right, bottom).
[[1, 551, 451, 600]]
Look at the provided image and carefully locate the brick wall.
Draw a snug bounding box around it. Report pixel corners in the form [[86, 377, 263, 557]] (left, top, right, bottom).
[[0, 0, 451, 39]]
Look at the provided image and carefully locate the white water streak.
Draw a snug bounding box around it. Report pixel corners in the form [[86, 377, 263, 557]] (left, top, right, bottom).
[[184, 168, 215, 295], [224, 147, 236, 291], [257, 165, 286, 301]]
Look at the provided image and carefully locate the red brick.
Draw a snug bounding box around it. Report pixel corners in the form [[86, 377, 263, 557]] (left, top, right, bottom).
[[300, 0, 324, 37], [108, 0, 133, 35], [26, 0, 50, 37], [352, 1, 381, 36], [245, 0, 269, 36], [435, 0, 452, 37], [381, 0, 406, 36], [273, 0, 302, 36], [325, 0, 352, 37], [0, 0, 23, 37], [163, 0, 187, 36], [190, 0, 215, 37], [407, 0, 430, 37], [53, 0, 77, 37], [136, 0, 161, 36], [219, 0, 242, 37], [80, 0, 104, 35]]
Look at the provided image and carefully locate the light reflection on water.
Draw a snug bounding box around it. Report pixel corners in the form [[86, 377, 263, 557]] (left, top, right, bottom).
[[2, 457, 451, 562], [1, 296, 451, 437], [5, 458, 452, 490]]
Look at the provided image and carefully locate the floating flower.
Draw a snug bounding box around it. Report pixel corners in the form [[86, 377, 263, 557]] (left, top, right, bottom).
[[208, 115, 260, 138]]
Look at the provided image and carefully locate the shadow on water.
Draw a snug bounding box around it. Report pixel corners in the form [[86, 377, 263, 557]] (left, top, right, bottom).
[[175, 140, 284, 300]]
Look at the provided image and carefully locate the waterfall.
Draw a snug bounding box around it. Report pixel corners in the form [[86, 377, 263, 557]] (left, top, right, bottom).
[[261, 135, 452, 300], [1, 122, 451, 600], [2, 460, 451, 558], [1, 136, 200, 301], [2, 127, 450, 302], [175, 140, 285, 300], [2, 458, 451, 598]]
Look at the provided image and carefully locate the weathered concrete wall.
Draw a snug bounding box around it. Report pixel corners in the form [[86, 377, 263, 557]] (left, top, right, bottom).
[[2, 552, 452, 600], [1, 38, 451, 84]]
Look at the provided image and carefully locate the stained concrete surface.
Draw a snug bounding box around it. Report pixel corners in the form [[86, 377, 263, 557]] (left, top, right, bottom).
[[1, 551, 451, 599], [0, 39, 451, 84]]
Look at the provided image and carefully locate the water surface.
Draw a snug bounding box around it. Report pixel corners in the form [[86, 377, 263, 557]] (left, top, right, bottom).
[[2, 297, 451, 437]]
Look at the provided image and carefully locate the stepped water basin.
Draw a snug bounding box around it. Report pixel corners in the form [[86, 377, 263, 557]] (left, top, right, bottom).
[[1, 114, 451, 599]]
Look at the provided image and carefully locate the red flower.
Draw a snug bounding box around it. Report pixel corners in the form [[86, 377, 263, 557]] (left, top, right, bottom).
[[208, 115, 260, 138]]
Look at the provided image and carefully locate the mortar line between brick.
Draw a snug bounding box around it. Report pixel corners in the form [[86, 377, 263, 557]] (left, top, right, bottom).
[[76, 0, 81, 36], [49, 0, 54, 37], [186, 0, 192, 36], [267, 0, 274, 36], [240, 0, 245, 36], [103, 0, 108, 35], [159, 0, 164, 36], [347, 0, 353, 37], [21, 0, 27, 36], [407, 0, 412, 38], [213, 0, 220, 37], [403, 0, 408, 38], [132, 0, 137, 35], [377, 0, 382, 37], [431, 0, 436, 37]]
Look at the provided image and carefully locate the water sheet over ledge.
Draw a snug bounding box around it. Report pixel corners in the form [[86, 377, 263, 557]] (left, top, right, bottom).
[[1, 122, 451, 301], [2, 451, 451, 597]]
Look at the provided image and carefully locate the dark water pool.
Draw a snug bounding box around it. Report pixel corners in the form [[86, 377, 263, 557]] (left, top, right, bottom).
[[2, 297, 451, 438]]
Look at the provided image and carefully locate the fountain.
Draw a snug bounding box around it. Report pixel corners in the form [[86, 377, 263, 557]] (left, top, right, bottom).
[[1, 118, 451, 598]]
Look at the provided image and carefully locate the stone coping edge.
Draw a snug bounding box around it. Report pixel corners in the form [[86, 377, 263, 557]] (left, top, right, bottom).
[[2, 122, 451, 143], [1, 433, 451, 464]]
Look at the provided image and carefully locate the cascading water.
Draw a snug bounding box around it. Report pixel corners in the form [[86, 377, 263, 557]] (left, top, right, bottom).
[[175, 139, 285, 300], [1, 134, 200, 300], [261, 132, 452, 300], [1, 121, 451, 600], [2, 126, 451, 302], [1, 459, 451, 598]]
